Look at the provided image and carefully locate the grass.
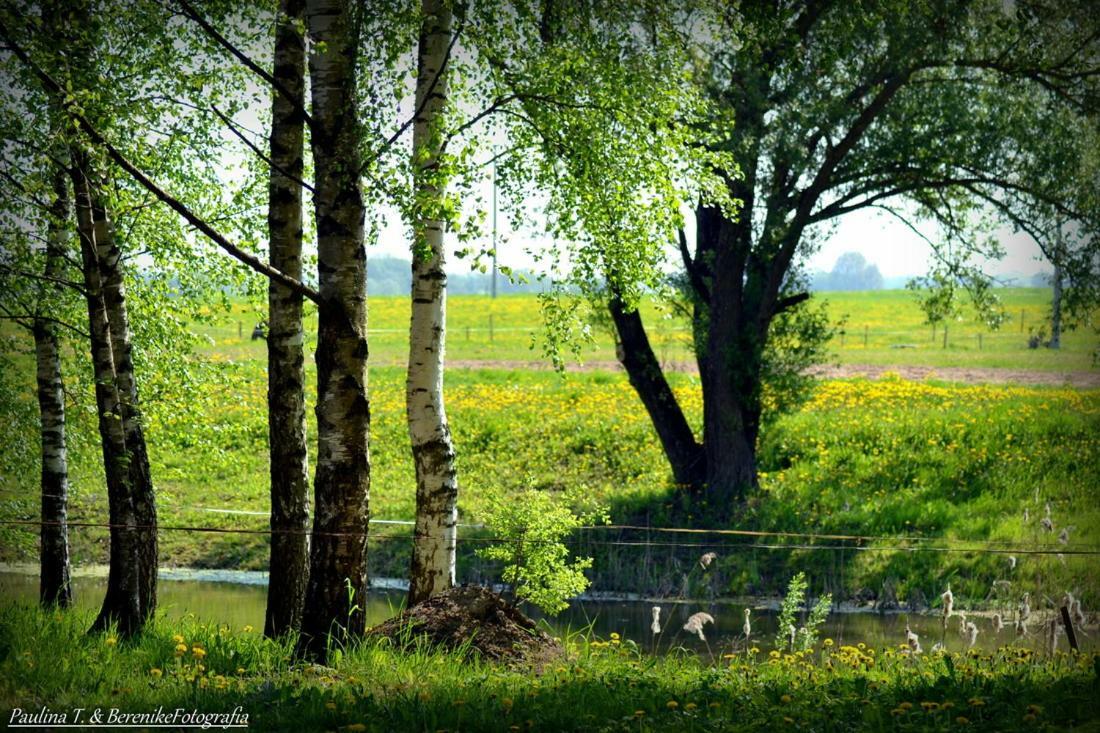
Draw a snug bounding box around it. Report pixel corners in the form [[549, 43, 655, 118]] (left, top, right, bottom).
[[1, 606, 1098, 732], [197, 288, 1100, 370], [2, 358, 1097, 606]]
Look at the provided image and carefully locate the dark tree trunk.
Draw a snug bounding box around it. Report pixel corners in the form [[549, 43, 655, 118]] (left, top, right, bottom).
[[264, 0, 311, 639], [608, 295, 704, 488], [298, 0, 371, 661], [35, 166, 72, 608], [87, 166, 157, 623], [72, 156, 142, 636]]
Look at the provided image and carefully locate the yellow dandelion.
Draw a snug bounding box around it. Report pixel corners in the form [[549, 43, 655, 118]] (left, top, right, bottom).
[[174, 643, 188, 657], [149, 668, 163, 679], [191, 646, 206, 659], [242, 625, 254, 633], [172, 634, 185, 644], [685, 703, 697, 711], [956, 716, 970, 725], [105, 637, 118, 647], [780, 694, 792, 704], [666, 700, 679, 709]]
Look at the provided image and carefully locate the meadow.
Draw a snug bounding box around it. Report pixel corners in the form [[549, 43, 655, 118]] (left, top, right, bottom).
[[1, 607, 1097, 732], [194, 288, 1100, 371], [1, 289, 1097, 604]]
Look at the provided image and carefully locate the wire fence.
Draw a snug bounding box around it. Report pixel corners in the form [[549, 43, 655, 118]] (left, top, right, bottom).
[[3, 517, 1098, 557]]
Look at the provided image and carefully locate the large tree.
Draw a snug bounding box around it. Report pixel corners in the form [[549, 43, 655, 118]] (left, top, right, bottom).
[[514, 0, 1100, 518]]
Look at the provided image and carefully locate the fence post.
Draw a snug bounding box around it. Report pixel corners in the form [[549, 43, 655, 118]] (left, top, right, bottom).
[[1061, 605, 1080, 652]]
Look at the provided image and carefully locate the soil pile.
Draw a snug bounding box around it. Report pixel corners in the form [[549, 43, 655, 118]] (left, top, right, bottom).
[[367, 585, 561, 663]]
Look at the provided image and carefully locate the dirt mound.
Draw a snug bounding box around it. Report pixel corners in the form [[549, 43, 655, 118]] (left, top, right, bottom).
[[367, 585, 561, 664]]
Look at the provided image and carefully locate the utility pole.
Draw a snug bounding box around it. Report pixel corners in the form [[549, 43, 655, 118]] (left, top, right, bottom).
[[491, 155, 498, 299]]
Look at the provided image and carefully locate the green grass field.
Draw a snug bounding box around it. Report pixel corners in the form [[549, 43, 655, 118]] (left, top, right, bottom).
[[198, 288, 1099, 371]]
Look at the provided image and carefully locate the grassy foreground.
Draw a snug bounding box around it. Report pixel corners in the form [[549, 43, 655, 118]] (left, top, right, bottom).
[[1, 607, 1097, 732]]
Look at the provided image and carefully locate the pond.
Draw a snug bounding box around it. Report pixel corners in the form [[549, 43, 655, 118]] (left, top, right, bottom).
[[1, 568, 1089, 655]]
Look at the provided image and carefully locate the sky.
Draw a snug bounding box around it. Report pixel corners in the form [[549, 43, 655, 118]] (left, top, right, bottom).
[[367, 181, 1051, 285]]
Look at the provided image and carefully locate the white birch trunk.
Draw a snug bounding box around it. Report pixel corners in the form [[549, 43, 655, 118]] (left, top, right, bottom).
[[298, 0, 370, 661], [407, 0, 457, 607]]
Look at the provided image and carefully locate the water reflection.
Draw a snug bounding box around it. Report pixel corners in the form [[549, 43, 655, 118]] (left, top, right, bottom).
[[1, 571, 1087, 655]]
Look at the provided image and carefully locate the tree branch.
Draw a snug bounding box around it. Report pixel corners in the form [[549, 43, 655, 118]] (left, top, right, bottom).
[[210, 104, 315, 193], [0, 20, 322, 305], [173, 0, 314, 128]]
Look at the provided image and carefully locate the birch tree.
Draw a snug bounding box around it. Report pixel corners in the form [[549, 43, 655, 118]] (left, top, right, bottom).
[[406, 0, 458, 607], [297, 0, 371, 658], [263, 0, 311, 639]]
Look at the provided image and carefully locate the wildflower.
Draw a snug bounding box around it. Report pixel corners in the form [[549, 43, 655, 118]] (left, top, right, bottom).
[[968, 698, 984, 707], [683, 612, 715, 642], [709, 702, 721, 709], [149, 668, 163, 679], [609, 632, 620, 640], [172, 634, 185, 644], [651, 606, 661, 635], [666, 700, 679, 709], [780, 694, 792, 704], [823, 638, 834, 647], [769, 650, 781, 659], [633, 710, 646, 718], [956, 716, 970, 725], [242, 625, 254, 633], [174, 643, 188, 657], [685, 703, 697, 711], [699, 552, 717, 570], [105, 637, 118, 647], [743, 608, 751, 638], [236, 667, 246, 675], [899, 702, 913, 711], [921, 702, 939, 712], [191, 646, 206, 660]]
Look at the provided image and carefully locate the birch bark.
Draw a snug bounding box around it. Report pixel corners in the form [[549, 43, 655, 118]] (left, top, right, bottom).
[[406, 0, 457, 607], [34, 165, 72, 608], [72, 155, 142, 636], [88, 168, 157, 622], [264, 0, 311, 639], [298, 0, 371, 660]]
